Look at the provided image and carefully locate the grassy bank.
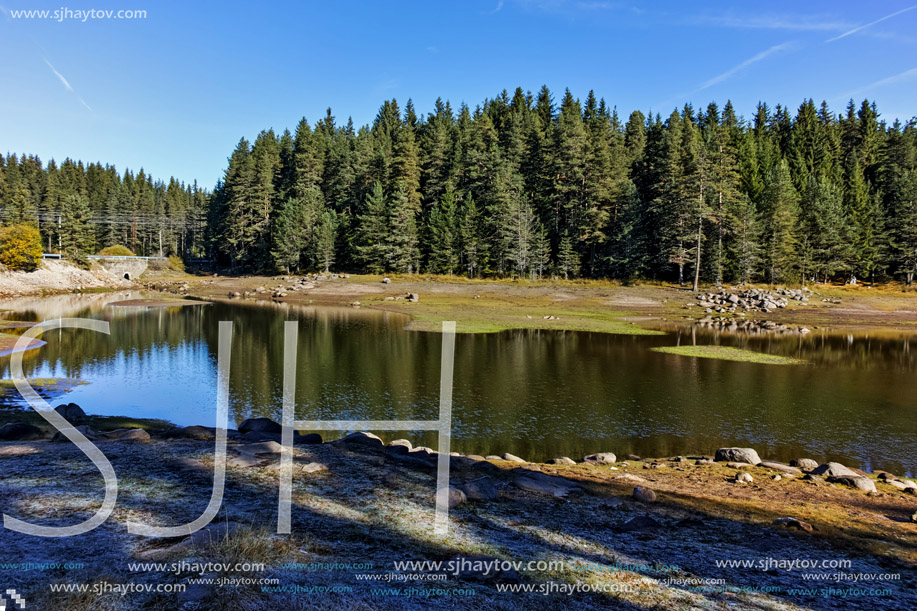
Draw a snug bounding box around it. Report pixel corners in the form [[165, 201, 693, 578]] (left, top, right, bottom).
[[651, 345, 808, 365]]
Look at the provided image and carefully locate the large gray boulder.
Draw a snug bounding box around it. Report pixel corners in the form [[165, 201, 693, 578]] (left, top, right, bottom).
[[54, 403, 86, 423], [827, 475, 876, 493], [583, 452, 616, 465], [790, 458, 819, 471], [341, 431, 384, 448], [714, 447, 761, 465], [237, 417, 282, 435], [461, 477, 499, 501], [810, 462, 858, 477]]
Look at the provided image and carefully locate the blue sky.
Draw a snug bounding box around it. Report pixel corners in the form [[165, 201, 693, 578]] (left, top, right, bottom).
[[1, 1, 916, 187]]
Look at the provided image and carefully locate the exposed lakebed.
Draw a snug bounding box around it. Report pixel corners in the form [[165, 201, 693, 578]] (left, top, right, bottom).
[[1, 292, 915, 475]]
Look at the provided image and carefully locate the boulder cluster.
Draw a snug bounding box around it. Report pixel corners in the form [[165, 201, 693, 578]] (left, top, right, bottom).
[[225, 273, 351, 299], [695, 317, 811, 335], [693, 287, 810, 314]]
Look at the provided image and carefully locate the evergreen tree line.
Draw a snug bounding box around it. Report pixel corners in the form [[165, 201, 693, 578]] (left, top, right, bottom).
[[4, 87, 916, 286], [208, 88, 917, 286], [0, 154, 209, 259]]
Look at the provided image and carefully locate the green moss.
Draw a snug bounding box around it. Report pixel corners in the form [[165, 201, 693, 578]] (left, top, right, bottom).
[[651, 345, 807, 365]]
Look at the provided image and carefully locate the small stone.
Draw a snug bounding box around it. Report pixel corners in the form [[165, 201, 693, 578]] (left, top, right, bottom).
[[546, 457, 576, 465], [438, 487, 466, 509], [735, 472, 753, 483], [632, 486, 656, 503], [300, 462, 327, 474], [382, 277, 391, 284], [695, 459, 715, 465], [773, 517, 814, 532], [502, 452, 527, 463], [726, 462, 752, 469]]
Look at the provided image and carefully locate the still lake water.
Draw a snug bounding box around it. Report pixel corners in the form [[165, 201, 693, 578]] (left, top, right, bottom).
[[2, 293, 916, 475]]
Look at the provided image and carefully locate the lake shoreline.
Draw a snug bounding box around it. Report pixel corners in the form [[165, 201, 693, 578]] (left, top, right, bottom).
[[1, 410, 916, 610], [140, 271, 917, 336]]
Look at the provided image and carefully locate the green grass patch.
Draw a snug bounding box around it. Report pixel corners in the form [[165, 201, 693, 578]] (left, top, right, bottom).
[[369, 293, 664, 335], [651, 345, 807, 365]]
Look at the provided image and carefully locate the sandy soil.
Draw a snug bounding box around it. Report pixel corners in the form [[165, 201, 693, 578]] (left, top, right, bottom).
[[0, 428, 914, 610], [0, 260, 132, 296]]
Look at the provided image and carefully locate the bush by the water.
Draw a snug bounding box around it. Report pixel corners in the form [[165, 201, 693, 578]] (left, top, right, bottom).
[[98, 245, 135, 256], [0, 223, 43, 271]]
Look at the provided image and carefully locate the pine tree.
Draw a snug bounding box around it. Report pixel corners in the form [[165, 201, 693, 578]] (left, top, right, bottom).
[[799, 174, 849, 283], [427, 187, 458, 274], [556, 231, 580, 279], [761, 158, 800, 283], [459, 197, 482, 278], [384, 185, 419, 273], [60, 193, 94, 257], [355, 182, 388, 273]]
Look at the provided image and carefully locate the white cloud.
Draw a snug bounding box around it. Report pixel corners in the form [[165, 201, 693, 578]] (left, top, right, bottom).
[[698, 42, 796, 91], [43, 58, 93, 112], [484, 0, 504, 15], [696, 14, 854, 32], [833, 67, 917, 102], [826, 4, 917, 43]]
